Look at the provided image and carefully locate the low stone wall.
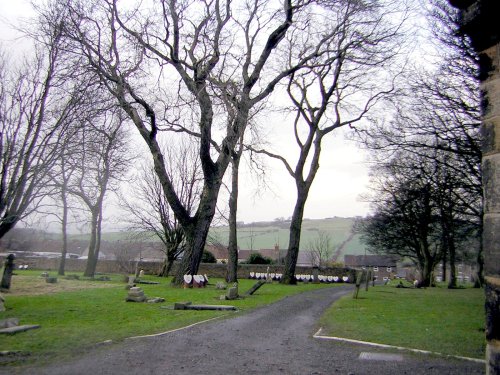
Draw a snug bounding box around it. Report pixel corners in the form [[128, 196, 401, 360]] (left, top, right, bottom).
[[2, 255, 355, 281]]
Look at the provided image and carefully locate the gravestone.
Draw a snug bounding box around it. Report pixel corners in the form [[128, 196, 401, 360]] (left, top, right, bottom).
[[126, 287, 147, 302], [215, 281, 227, 290], [46, 277, 58, 284], [1, 254, 15, 291], [183, 275, 193, 288], [225, 285, 238, 300], [0, 294, 4, 312], [244, 280, 265, 296], [0, 317, 19, 328]]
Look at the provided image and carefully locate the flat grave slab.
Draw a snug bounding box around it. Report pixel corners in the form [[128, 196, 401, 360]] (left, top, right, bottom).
[[358, 352, 404, 362], [0, 325, 41, 334]]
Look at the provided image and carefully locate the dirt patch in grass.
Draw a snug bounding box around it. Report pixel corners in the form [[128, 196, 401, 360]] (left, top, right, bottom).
[[4, 275, 117, 296]]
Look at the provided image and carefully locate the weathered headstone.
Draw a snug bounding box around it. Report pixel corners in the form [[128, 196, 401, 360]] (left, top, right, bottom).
[[125, 287, 147, 302], [0, 318, 19, 328], [46, 277, 58, 284], [183, 275, 193, 288], [0, 254, 15, 291], [0, 294, 5, 312], [225, 284, 239, 300], [215, 281, 227, 290]]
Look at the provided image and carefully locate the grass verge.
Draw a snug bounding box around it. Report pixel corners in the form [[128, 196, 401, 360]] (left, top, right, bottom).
[[319, 283, 485, 359], [1, 270, 336, 366]]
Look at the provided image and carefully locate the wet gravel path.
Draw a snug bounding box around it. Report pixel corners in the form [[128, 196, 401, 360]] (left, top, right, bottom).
[[7, 285, 484, 374]]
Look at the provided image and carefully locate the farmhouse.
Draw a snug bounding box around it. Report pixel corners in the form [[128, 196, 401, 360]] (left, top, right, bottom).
[[344, 254, 398, 280]]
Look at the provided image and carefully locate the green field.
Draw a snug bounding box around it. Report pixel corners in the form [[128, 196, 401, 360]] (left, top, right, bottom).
[[209, 217, 366, 261], [319, 283, 485, 359]]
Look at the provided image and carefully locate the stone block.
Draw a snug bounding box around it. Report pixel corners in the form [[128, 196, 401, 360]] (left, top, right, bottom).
[[45, 277, 58, 284], [484, 214, 500, 275], [0, 318, 19, 329], [483, 155, 500, 213], [486, 280, 500, 341], [481, 117, 500, 155], [482, 76, 500, 120], [486, 340, 500, 375]]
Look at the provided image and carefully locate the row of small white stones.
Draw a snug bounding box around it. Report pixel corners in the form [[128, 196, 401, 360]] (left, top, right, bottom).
[[183, 274, 209, 284], [249, 272, 349, 282]]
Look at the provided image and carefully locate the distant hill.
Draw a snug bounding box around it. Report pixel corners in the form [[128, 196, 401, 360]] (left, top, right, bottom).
[[208, 217, 367, 262], [13, 217, 367, 263]]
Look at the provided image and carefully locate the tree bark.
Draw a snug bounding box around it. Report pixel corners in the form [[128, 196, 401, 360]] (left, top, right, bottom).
[[282, 184, 309, 284], [447, 238, 457, 289], [84, 209, 101, 277], [226, 154, 241, 283], [442, 249, 447, 283], [58, 186, 69, 276]]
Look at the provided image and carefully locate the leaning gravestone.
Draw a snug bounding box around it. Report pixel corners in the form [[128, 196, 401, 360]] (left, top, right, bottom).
[[1, 254, 15, 291]]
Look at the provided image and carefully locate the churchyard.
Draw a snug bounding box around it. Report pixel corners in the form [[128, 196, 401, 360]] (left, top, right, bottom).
[[319, 281, 485, 359], [0, 270, 334, 366], [0, 269, 485, 368]]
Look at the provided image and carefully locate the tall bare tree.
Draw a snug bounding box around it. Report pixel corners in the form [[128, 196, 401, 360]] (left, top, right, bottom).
[[65, 108, 130, 277], [250, 0, 405, 283]]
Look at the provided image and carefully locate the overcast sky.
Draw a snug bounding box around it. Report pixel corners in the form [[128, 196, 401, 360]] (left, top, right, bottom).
[[1, 1, 373, 229]]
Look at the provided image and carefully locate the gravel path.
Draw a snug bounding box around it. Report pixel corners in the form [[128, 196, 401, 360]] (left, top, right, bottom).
[[7, 285, 484, 374]]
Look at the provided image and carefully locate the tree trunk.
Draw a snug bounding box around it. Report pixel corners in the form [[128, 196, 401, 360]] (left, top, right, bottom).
[[226, 155, 240, 283], [448, 238, 457, 289], [172, 212, 215, 285], [420, 259, 434, 287], [84, 209, 100, 277], [281, 185, 308, 285], [0, 219, 18, 240], [442, 249, 447, 283], [58, 188, 69, 276]]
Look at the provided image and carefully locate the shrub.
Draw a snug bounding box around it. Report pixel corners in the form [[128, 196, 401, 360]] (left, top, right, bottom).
[[247, 252, 273, 264], [201, 250, 217, 263]]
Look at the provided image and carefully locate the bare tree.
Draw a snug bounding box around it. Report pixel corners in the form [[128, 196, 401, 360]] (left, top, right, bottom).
[[121, 139, 202, 277], [308, 231, 334, 268], [250, 0, 405, 283], [65, 108, 130, 277], [0, 24, 84, 238]]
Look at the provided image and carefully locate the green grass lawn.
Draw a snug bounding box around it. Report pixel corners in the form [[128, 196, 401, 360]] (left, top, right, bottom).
[[0, 271, 335, 366], [319, 283, 485, 359]]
